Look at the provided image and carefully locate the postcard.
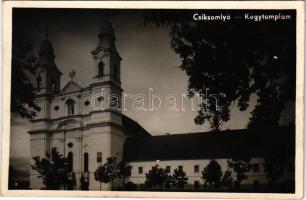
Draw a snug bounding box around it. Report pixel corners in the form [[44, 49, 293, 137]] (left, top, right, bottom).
[[1, 1, 304, 199]]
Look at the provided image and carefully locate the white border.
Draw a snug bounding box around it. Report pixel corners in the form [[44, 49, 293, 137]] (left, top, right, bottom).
[[1, 1, 304, 199]]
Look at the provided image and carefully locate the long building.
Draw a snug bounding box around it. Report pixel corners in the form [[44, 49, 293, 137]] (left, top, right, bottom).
[[124, 127, 295, 191]]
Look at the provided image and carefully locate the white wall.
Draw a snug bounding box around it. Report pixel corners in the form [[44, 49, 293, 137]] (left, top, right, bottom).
[[127, 158, 268, 186], [29, 133, 49, 189]]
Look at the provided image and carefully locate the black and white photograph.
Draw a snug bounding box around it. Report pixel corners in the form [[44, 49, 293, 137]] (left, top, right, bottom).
[[1, 1, 304, 198]]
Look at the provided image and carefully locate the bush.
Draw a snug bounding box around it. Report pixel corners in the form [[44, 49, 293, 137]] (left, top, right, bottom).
[[125, 181, 137, 191]]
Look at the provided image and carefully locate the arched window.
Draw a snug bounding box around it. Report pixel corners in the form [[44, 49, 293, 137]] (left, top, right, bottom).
[[84, 152, 89, 172], [66, 99, 75, 116], [98, 62, 104, 77], [37, 76, 42, 89], [51, 79, 56, 92], [68, 152, 73, 172]]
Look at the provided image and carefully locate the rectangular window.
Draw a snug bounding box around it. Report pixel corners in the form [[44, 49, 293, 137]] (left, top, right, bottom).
[[194, 181, 200, 189], [194, 165, 199, 173], [97, 152, 102, 163], [166, 166, 171, 173], [178, 165, 183, 171], [138, 167, 143, 174], [252, 163, 260, 172]]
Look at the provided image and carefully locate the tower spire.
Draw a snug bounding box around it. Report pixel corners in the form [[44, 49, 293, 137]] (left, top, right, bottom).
[[38, 25, 55, 63], [91, 19, 121, 84]]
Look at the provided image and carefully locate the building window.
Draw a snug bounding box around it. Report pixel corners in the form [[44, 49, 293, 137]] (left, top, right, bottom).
[[84, 152, 89, 172], [97, 152, 102, 163], [252, 163, 260, 172], [51, 79, 56, 92], [138, 167, 143, 174], [67, 142, 73, 148], [68, 152, 73, 172], [84, 100, 90, 106], [194, 181, 200, 189], [66, 99, 75, 116], [98, 96, 104, 102], [194, 165, 199, 173], [37, 76, 42, 89], [178, 165, 183, 171], [98, 62, 104, 77], [166, 166, 171, 173]]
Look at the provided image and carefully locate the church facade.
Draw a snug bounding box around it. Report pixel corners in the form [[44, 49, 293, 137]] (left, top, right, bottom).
[[28, 20, 295, 191], [28, 20, 130, 190]]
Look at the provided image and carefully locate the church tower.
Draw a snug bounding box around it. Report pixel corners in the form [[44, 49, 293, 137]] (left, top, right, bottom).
[[32, 34, 62, 155], [35, 33, 62, 95], [91, 20, 121, 85], [28, 34, 63, 189], [87, 20, 126, 190]]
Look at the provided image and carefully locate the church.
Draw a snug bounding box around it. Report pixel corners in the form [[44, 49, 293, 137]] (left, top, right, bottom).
[[28, 20, 295, 191]]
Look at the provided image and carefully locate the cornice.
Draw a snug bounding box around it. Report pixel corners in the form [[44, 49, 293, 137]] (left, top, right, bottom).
[[28, 121, 123, 135], [89, 81, 123, 92], [30, 109, 122, 123]]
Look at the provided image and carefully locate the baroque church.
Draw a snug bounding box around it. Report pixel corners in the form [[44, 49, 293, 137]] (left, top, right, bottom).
[[28, 20, 295, 191]]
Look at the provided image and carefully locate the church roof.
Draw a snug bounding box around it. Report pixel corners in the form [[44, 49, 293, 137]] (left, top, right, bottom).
[[122, 115, 151, 137], [39, 39, 55, 55], [124, 126, 295, 162], [99, 19, 114, 35], [61, 80, 81, 94], [36, 38, 62, 75]]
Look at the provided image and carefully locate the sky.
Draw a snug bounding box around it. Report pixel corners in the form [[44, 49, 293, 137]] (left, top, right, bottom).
[[10, 9, 260, 159]]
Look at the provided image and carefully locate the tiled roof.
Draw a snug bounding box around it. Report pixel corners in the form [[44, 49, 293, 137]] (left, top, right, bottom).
[[122, 115, 151, 137], [124, 126, 295, 162]]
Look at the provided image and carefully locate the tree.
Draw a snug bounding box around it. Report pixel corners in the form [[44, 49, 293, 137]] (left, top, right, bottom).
[[144, 10, 295, 130], [31, 148, 70, 190], [94, 156, 132, 191], [11, 32, 40, 119], [221, 170, 234, 191], [262, 132, 292, 191], [263, 159, 285, 190], [172, 167, 188, 190], [164, 174, 174, 190], [145, 165, 169, 190], [117, 160, 132, 182], [117, 160, 132, 190], [202, 160, 222, 190], [227, 158, 252, 190], [94, 157, 118, 190]]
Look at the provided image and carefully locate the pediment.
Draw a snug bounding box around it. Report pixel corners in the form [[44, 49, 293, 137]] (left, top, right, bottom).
[[57, 119, 83, 130], [61, 81, 81, 94]]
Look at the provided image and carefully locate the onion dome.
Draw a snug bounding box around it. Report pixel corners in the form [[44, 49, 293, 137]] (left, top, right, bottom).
[[39, 39, 55, 58], [92, 19, 116, 53], [99, 19, 114, 37]]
